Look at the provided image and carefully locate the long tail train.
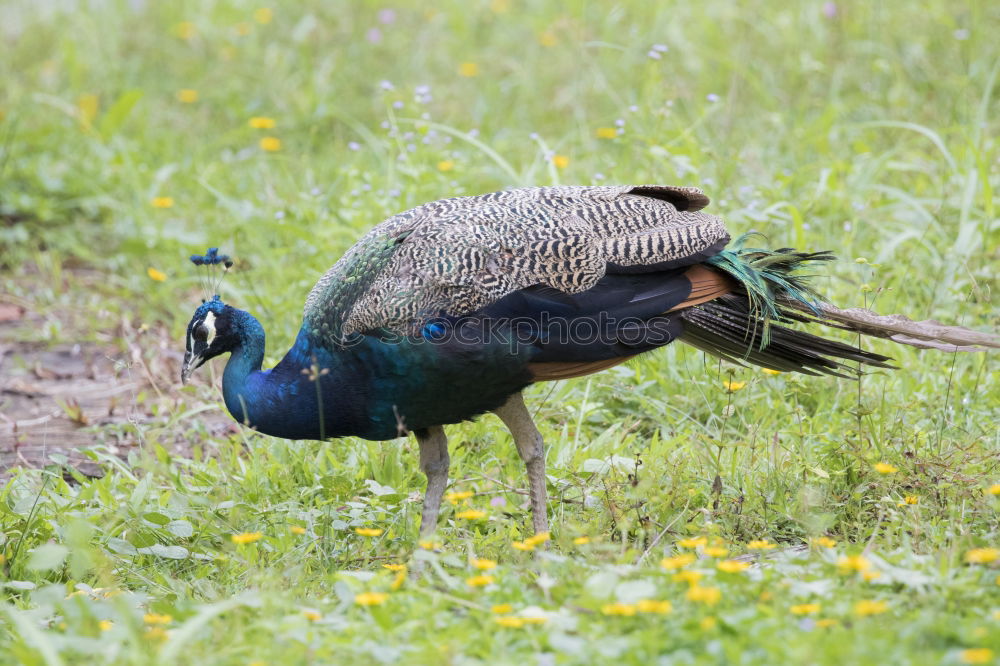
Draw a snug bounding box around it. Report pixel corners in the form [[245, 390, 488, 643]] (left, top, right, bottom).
[[680, 234, 999, 376]]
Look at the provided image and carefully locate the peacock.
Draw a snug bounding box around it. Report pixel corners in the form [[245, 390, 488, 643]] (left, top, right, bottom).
[[181, 185, 998, 538]]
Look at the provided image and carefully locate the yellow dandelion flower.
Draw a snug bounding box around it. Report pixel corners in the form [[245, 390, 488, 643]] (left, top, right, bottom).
[[723, 380, 746, 392], [289, 526, 306, 535], [471, 558, 497, 570], [383, 563, 406, 571], [445, 490, 474, 504], [143, 613, 172, 625], [573, 536, 591, 545], [495, 616, 525, 628], [466, 575, 495, 587], [686, 585, 721, 605], [992, 610, 1000, 620], [761, 368, 782, 376], [661, 553, 697, 570], [176, 89, 198, 103], [354, 592, 388, 606], [259, 137, 282, 152], [522, 616, 548, 624], [837, 555, 871, 572], [678, 536, 708, 549], [902, 495, 918, 505], [672, 570, 704, 586], [816, 618, 839, 628], [873, 462, 898, 475], [595, 127, 617, 139], [491, 604, 514, 614], [147, 267, 167, 282], [862, 570, 882, 582], [959, 649, 995, 665], [77, 93, 99, 126], [254, 8, 273, 24], [552, 155, 570, 169], [99, 620, 113, 631], [853, 599, 888, 616], [302, 610, 322, 620], [538, 30, 557, 47], [699, 616, 717, 630], [231, 532, 262, 545], [490, 0, 510, 13], [391, 569, 406, 591], [988, 484, 1000, 495], [458, 62, 479, 77], [811, 536, 837, 549], [151, 196, 174, 208], [437, 160, 455, 172], [747, 540, 776, 550], [524, 532, 551, 547], [512, 540, 534, 551], [717, 560, 750, 573], [455, 509, 486, 520], [173, 21, 196, 40], [703, 546, 729, 558], [145, 627, 168, 641], [419, 539, 442, 550], [790, 603, 821, 615], [249, 116, 276, 129], [965, 548, 999, 564], [601, 602, 637, 616], [636, 599, 672, 614], [354, 527, 383, 537]]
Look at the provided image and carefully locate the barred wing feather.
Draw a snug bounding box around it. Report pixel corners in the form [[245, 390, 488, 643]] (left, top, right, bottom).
[[304, 185, 728, 345]]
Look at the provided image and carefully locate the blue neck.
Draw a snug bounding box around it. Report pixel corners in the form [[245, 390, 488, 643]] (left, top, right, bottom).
[[220, 314, 366, 439], [221, 310, 267, 426], [217, 312, 536, 442]]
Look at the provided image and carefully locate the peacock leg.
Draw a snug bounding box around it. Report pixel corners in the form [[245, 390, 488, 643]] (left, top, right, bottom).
[[494, 392, 549, 535], [415, 425, 450, 538]]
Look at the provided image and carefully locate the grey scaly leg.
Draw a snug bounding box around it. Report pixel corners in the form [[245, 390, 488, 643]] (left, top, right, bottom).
[[415, 426, 449, 538], [494, 392, 549, 535]]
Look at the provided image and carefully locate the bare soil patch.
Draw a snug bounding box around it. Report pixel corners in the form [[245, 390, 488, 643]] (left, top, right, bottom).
[[0, 303, 231, 480]]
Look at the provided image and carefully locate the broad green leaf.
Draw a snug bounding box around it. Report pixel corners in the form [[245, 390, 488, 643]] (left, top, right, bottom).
[[166, 520, 194, 538], [136, 544, 189, 559], [27, 543, 68, 571]]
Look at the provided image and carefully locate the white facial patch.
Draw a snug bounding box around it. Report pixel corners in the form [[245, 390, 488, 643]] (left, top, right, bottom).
[[202, 311, 217, 345]]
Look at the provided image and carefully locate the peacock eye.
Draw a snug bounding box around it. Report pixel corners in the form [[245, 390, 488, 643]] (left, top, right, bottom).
[[193, 325, 208, 342]]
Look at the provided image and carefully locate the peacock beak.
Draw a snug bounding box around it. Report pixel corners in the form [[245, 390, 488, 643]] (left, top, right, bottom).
[[181, 351, 201, 385]]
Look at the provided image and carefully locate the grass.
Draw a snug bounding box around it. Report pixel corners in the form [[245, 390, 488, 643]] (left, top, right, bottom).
[[1, 0, 998, 664]]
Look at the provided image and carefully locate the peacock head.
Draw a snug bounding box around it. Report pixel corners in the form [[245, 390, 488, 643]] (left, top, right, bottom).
[[181, 296, 240, 384]]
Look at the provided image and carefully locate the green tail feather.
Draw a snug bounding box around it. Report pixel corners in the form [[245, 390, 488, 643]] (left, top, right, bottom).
[[705, 232, 833, 347]]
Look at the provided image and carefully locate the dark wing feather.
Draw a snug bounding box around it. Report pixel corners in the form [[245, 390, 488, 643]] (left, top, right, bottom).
[[474, 267, 711, 364]]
